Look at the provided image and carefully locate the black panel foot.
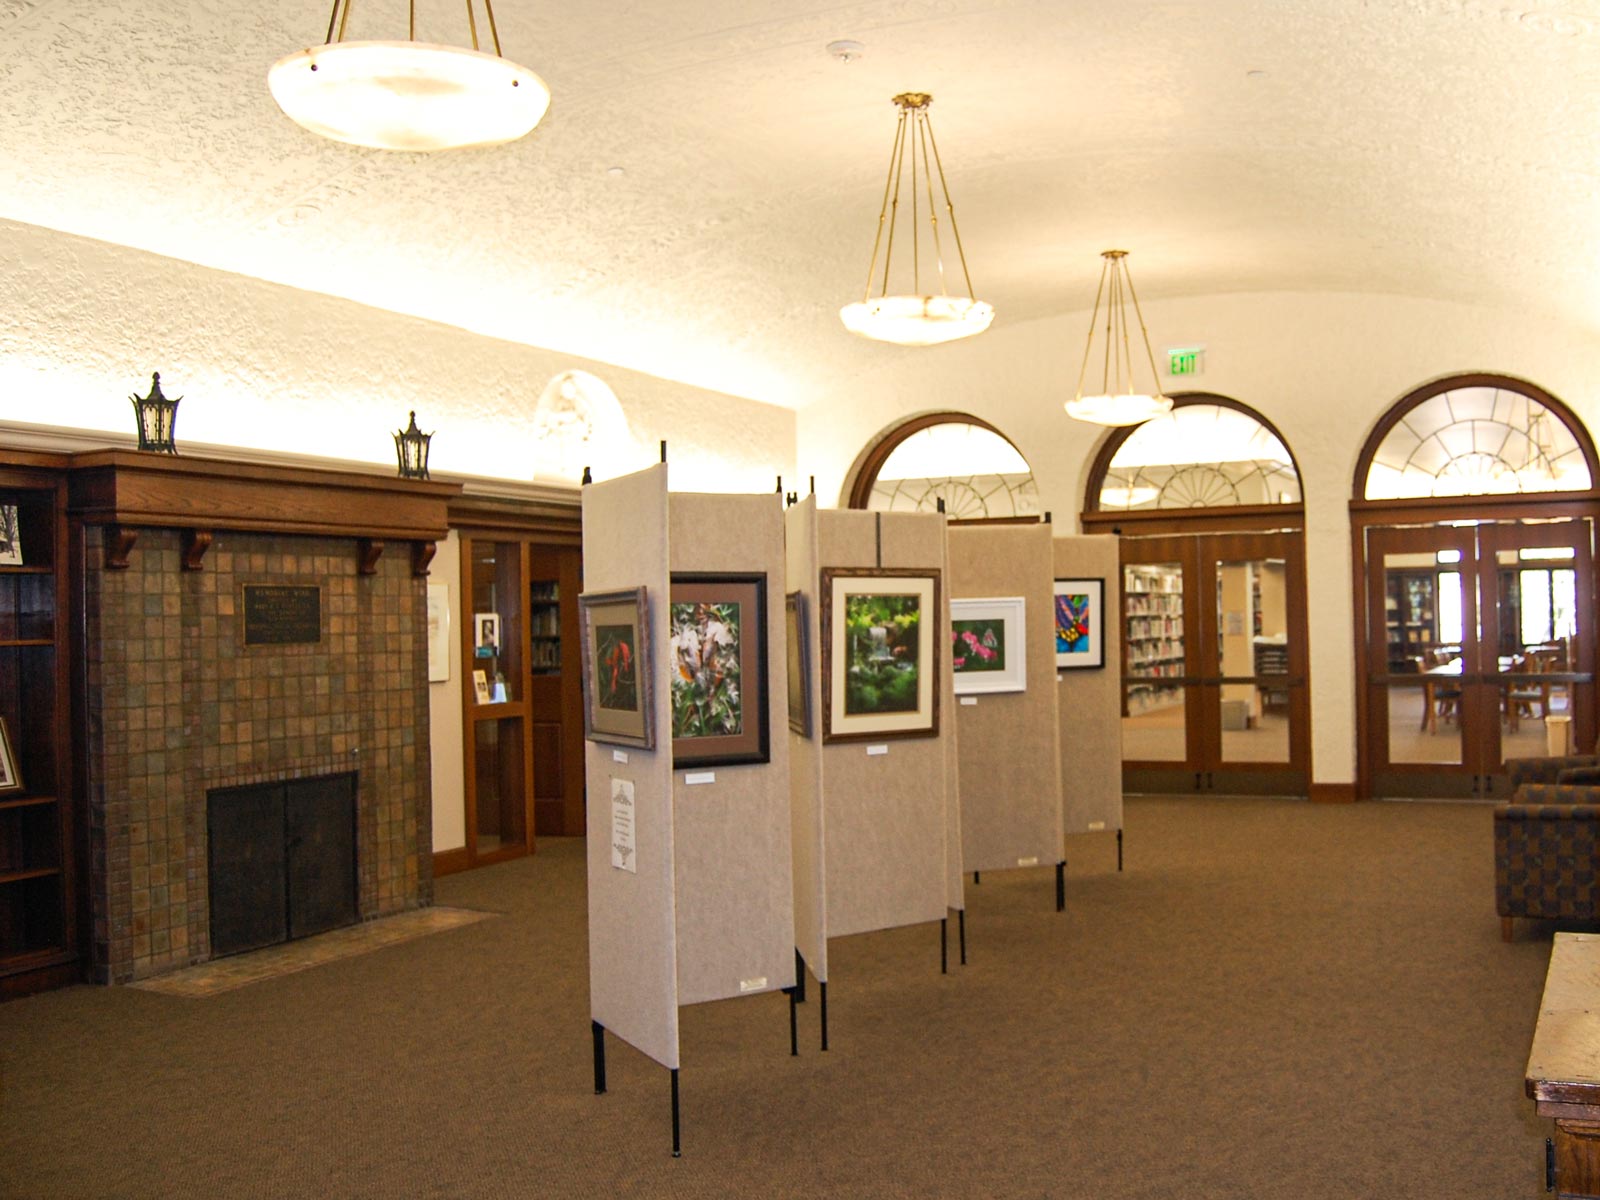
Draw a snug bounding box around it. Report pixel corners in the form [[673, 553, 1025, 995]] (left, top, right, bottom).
[[820, 980, 829, 1052], [973, 870, 981, 884], [958, 908, 967, 965], [592, 1020, 606, 1095], [1117, 828, 1124, 872], [1056, 860, 1066, 913], [789, 986, 798, 1057], [940, 916, 948, 975], [670, 1068, 681, 1157]]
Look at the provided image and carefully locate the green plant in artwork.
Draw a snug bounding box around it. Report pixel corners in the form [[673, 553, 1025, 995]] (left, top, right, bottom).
[[596, 624, 638, 711], [843, 592, 922, 714], [951, 618, 1006, 673], [670, 601, 743, 738]]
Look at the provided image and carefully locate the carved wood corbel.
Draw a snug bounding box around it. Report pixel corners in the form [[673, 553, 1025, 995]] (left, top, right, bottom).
[[411, 540, 437, 577], [357, 539, 384, 576], [104, 525, 138, 570], [182, 529, 213, 571]]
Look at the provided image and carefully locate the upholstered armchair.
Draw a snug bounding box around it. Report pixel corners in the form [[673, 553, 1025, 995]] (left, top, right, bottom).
[[1505, 755, 1600, 790], [1495, 788, 1600, 940]]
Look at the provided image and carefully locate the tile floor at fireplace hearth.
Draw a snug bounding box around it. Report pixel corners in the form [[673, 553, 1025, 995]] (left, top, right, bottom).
[[128, 906, 496, 997]]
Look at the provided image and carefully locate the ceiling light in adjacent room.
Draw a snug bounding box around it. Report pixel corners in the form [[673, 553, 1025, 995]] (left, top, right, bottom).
[[268, 1, 550, 152], [839, 93, 994, 346], [1065, 250, 1172, 426]]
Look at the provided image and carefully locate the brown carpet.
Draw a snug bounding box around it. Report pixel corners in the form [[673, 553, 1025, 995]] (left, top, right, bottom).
[[0, 796, 1559, 1198]]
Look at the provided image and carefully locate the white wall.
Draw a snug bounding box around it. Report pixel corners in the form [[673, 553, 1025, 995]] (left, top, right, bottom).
[[796, 291, 1600, 787], [429, 533, 466, 854]]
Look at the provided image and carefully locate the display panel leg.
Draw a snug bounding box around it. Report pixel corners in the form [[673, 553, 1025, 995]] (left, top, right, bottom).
[[941, 916, 948, 975], [670, 1068, 681, 1157], [820, 980, 829, 1051], [958, 908, 967, 965], [789, 987, 798, 1057], [791, 947, 807, 1003], [592, 1020, 607, 1095], [1118, 829, 1124, 872], [973, 870, 980, 884], [1056, 860, 1066, 913]]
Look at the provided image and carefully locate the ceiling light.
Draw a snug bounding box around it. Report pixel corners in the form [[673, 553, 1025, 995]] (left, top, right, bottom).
[[1065, 250, 1172, 426], [840, 93, 994, 347], [268, 1, 550, 152]]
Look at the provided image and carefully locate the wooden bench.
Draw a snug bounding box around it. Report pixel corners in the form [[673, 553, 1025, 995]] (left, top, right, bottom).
[[1527, 933, 1600, 1197]]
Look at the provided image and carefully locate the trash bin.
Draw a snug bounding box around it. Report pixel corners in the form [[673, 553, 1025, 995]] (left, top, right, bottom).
[[1547, 714, 1573, 757]]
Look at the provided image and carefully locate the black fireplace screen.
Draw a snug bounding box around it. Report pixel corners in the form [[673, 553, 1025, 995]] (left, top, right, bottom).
[[207, 772, 357, 958]]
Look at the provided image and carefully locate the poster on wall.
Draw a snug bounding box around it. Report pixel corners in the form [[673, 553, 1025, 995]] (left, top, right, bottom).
[[668, 573, 769, 768], [819, 568, 940, 743], [1054, 578, 1106, 670], [578, 586, 655, 750], [950, 596, 1027, 695], [427, 583, 450, 683]]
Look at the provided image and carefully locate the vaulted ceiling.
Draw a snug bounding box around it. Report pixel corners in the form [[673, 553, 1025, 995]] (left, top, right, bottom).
[[4, 0, 1598, 410]]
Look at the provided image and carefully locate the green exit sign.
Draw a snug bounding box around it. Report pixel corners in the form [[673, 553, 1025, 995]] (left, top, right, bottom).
[[1167, 347, 1204, 376]]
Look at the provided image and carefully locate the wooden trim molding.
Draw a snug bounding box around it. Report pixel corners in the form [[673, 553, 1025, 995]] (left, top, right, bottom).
[[845, 411, 1025, 511], [1309, 782, 1359, 804], [447, 491, 581, 541], [67, 450, 459, 541], [432, 847, 471, 878]]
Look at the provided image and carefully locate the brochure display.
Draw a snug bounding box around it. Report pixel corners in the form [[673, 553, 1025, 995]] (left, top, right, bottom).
[[948, 523, 1066, 900], [1053, 535, 1124, 856], [786, 498, 958, 1042], [581, 464, 796, 1155]]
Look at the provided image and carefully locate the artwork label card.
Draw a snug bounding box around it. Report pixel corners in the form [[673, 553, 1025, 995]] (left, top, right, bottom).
[[610, 777, 637, 873]]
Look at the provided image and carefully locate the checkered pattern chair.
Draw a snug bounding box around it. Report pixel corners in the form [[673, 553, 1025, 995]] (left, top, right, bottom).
[[1506, 756, 1600, 789], [1495, 788, 1600, 940]]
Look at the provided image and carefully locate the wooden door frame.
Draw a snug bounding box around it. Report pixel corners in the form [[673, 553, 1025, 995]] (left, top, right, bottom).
[[1350, 497, 1600, 799]]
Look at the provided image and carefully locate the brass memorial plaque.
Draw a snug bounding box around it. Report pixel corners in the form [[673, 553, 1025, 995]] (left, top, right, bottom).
[[243, 584, 322, 646]]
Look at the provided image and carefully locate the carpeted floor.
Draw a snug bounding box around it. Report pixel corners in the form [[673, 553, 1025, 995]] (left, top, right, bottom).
[[0, 796, 1562, 1198]]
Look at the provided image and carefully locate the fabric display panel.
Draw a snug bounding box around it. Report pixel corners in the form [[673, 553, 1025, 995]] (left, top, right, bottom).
[[1052, 536, 1124, 838], [947, 523, 1065, 876]]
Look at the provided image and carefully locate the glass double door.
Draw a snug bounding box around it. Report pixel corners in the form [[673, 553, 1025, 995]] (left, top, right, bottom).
[[1120, 531, 1309, 795], [1365, 520, 1596, 797]]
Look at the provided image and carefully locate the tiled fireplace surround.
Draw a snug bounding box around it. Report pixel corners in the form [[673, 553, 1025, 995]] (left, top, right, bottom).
[[72, 453, 456, 984]]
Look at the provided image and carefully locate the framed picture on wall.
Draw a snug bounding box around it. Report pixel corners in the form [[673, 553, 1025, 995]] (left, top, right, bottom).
[[950, 596, 1027, 694], [427, 583, 451, 683], [820, 568, 940, 743], [786, 591, 812, 738], [473, 612, 500, 658], [668, 573, 769, 767], [0, 717, 22, 795], [579, 586, 655, 750], [1054, 578, 1106, 670], [0, 505, 22, 567]]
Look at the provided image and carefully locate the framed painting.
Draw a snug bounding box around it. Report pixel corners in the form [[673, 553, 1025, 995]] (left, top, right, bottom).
[[1054, 578, 1106, 670], [786, 591, 812, 738], [0, 717, 23, 795], [820, 568, 940, 743], [426, 582, 450, 683], [668, 573, 770, 768], [951, 596, 1027, 694], [0, 505, 21, 567], [578, 586, 655, 750]]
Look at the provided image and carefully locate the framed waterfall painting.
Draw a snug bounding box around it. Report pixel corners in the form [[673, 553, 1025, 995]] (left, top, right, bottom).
[[819, 567, 940, 743], [1054, 578, 1106, 670]]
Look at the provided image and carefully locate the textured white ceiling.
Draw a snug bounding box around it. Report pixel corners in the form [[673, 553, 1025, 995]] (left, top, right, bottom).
[[4, 0, 1599, 409]]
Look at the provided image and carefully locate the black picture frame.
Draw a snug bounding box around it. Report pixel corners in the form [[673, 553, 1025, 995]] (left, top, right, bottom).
[[786, 591, 812, 738]]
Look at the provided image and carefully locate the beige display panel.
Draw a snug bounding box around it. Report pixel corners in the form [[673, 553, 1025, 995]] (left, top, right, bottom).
[[582, 464, 679, 1070], [669, 492, 796, 1006], [948, 523, 1065, 873], [1053, 535, 1124, 836], [785, 496, 828, 982]]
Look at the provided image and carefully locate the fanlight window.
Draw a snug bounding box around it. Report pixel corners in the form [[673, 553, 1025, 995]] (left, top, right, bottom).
[[1363, 385, 1591, 499], [866, 421, 1040, 519], [1099, 404, 1300, 510]]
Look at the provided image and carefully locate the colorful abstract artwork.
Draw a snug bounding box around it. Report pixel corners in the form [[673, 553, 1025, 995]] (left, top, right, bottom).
[[1054, 578, 1105, 670]]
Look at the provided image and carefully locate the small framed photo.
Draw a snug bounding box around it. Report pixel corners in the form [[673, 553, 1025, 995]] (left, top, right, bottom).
[[1054, 579, 1107, 670], [579, 586, 655, 751], [0, 505, 21, 567], [668, 573, 769, 768], [0, 717, 24, 795], [820, 568, 940, 743], [473, 612, 500, 658], [786, 591, 812, 738], [951, 596, 1028, 695], [471, 669, 491, 705]]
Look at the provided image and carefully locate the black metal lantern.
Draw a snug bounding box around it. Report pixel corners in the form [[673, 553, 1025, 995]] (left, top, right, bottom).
[[394, 411, 433, 479], [130, 372, 180, 454]]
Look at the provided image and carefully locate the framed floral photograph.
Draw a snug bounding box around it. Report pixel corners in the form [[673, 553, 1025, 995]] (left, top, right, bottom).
[[579, 586, 655, 750], [668, 573, 769, 768], [1054, 578, 1106, 670], [951, 596, 1027, 695], [820, 568, 940, 743], [786, 591, 812, 738]]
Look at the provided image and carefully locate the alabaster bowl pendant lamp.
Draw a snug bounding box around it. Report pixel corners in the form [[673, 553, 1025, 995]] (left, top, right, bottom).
[[269, 0, 550, 151], [1065, 249, 1172, 426], [839, 92, 994, 346]]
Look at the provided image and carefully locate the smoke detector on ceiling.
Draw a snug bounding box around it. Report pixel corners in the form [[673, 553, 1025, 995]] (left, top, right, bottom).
[[827, 40, 866, 63]]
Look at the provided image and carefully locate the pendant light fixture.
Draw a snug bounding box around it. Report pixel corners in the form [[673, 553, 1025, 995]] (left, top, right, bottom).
[[268, 1, 550, 152], [1065, 250, 1172, 426], [840, 93, 994, 346]]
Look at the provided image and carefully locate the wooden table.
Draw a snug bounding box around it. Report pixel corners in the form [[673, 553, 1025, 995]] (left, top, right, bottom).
[[1526, 933, 1600, 1198]]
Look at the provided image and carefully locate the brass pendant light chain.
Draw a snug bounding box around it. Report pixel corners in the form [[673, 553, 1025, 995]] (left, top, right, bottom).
[[1075, 256, 1112, 400], [321, 0, 506, 57], [920, 115, 975, 303]]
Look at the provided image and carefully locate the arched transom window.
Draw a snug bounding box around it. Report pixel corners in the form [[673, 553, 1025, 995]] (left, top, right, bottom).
[[1363, 382, 1592, 500], [855, 416, 1040, 519], [1097, 402, 1300, 511]]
